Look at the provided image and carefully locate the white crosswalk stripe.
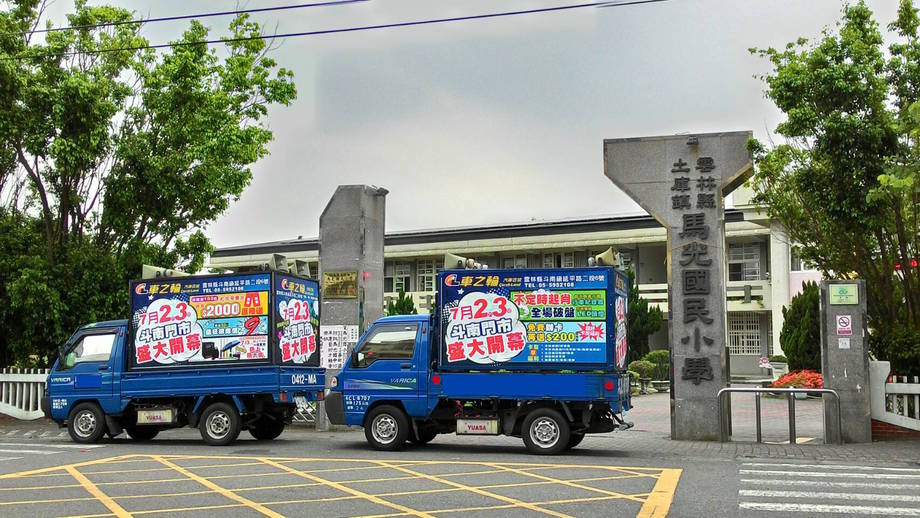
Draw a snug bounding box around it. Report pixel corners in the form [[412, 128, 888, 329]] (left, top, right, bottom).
[[739, 461, 920, 516]]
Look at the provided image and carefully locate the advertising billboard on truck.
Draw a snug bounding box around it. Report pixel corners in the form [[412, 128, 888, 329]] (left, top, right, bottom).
[[129, 272, 320, 369], [436, 267, 628, 371]]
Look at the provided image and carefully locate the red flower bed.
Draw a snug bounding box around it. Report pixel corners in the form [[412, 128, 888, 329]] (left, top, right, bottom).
[[772, 369, 823, 389]]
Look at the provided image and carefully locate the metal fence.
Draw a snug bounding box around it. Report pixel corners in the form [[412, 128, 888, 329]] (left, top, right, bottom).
[[870, 360, 920, 431], [718, 386, 842, 445], [0, 368, 49, 421]]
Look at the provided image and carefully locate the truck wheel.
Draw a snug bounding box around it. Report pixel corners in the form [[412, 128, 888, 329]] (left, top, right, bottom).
[[249, 418, 285, 441], [199, 402, 241, 446], [68, 403, 106, 444], [126, 426, 160, 441], [365, 405, 409, 451], [566, 433, 585, 450], [522, 408, 570, 455], [409, 426, 438, 445]]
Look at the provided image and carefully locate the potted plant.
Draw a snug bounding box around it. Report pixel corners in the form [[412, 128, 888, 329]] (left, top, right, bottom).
[[771, 369, 822, 399], [642, 350, 670, 393], [769, 354, 789, 379], [628, 360, 655, 394]]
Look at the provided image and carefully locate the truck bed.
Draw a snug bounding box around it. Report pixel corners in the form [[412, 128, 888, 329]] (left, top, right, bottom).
[[432, 371, 630, 411], [120, 365, 325, 400]]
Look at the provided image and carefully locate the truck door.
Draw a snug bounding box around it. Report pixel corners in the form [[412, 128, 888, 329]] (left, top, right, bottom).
[[350, 323, 423, 416], [50, 328, 120, 416]]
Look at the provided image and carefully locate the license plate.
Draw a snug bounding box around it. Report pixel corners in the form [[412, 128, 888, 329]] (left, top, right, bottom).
[[294, 396, 308, 408]]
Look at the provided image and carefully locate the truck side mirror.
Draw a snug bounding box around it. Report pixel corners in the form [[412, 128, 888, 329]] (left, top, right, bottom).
[[63, 352, 76, 369]]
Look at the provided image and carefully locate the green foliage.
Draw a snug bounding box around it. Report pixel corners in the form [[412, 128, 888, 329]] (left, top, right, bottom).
[[627, 360, 655, 380], [749, 0, 920, 372], [640, 349, 670, 380], [0, 2, 296, 365], [386, 290, 418, 316], [780, 281, 822, 371], [769, 354, 788, 363], [626, 268, 664, 363]]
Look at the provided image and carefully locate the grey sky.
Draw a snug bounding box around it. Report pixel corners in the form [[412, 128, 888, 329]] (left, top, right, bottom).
[[40, 0, 903, 247]]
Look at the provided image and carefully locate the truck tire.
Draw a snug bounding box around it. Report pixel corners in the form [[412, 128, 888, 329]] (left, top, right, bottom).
[[365, 405, 409, 451], [199, 402, 241, 446], [566, 433, 585, 450], [68, 403, 106, 444], [249, 418, 285, 441], [126, 426, 160, 441], [522, 408, 570, 455], [409, 426, 438, 445]]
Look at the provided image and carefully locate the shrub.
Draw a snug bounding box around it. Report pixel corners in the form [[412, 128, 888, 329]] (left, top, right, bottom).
[[768, 354, 787, 363], [627, 370, 640, 384], [780, 281, 821, 371], [628, 360, 655, 379], [641, 349, 670, 380], [771, 369, 822, 389]]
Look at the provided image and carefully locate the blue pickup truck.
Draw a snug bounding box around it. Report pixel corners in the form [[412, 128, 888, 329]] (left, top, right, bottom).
[[42, 272, 325, 445], [326, 267, 632, 455]]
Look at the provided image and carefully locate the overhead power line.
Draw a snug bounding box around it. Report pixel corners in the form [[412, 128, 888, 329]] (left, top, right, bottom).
[[22, 0, 370, 35], [7, 0, 669, 61]]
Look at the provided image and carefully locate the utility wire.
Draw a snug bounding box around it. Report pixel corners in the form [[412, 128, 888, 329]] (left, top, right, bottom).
[[21, 0, 370, 35], [5, 0, 668, 61]]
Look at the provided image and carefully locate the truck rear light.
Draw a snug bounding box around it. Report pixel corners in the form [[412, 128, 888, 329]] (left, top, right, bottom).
[[317, 390, 324, 401], [280, 391, 287, 402], [604, 380, 614, 391], [432, 374, 441, 385]]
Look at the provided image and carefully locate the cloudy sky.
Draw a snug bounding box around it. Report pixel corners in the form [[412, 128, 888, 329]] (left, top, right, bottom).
[[39, 0, 904, 247]]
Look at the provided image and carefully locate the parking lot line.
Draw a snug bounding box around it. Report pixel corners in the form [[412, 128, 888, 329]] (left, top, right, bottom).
[[151, 455, 284, 518], [484, 462, 648, 504], [258, 457, 436, 518], [65, 465, 131, 518], [637, 468, 682, 518], [376, 460, 572, 518]]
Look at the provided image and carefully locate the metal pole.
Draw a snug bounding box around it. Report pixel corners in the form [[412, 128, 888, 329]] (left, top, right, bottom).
[[787, 392, 796, 444], [834, 392, 843, 445], [718, 392, 727, 442], [755, 392, 762, 443]]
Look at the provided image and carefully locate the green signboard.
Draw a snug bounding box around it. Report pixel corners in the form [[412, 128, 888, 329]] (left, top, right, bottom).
[[829, 283, 859, 305]]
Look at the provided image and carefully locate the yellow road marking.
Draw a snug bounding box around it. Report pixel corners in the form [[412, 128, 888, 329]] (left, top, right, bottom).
[[152, 456, 284, 518], [259, 458, 435, 518], [65, 465, 131, 518], [375, 460, 572, 518], [485, 462, 647, 504], [637, 468, 681, 518], [0, 455, 138, 479]]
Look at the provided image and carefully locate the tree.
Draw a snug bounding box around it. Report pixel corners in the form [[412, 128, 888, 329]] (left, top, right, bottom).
[[749, 0, 920, 372], [386, 290, 418, 316], [780, 281, 822, 371], [626, 268, 664, 363], [0, 1, 296, 365]]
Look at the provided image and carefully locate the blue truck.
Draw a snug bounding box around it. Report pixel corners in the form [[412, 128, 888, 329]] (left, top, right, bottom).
[[42, 272, 325, 445], [326, 266, 632, 455]]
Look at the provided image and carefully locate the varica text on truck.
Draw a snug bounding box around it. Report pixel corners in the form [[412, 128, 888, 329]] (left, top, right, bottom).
[[42, 272, 325, 445], [326, 266, 633, 455]]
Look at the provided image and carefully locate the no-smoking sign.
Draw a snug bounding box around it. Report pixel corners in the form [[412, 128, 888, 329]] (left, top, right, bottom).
[[836, 315, 852, 336]]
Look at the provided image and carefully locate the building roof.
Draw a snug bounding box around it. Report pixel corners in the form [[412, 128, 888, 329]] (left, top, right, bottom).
[[212, 209, 746, 258]]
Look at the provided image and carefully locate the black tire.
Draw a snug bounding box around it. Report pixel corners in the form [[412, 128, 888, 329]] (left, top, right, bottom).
[[68, 402, 106, 444], [364, 405, 409, 451], [126, 426, 160, 441], [566, 433, 585, 450], [409, 426, 438, 445], [521, 408, 570, 455], [199, 402, 241, 446], [249, 418, 285, 441]]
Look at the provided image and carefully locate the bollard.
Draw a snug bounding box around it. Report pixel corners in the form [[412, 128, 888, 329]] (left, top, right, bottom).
[[787, 393, 796, 444]]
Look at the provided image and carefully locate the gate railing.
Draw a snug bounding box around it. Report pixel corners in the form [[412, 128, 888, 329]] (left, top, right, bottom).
[[717, 386, 842, 445], [0, 368, 49, 421], [870, 360, 920, 431]]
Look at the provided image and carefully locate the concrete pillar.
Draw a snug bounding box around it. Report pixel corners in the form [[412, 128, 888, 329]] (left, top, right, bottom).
[[769, 223, 790, 357], [316, 185, 387, 430], [820, 279, 871, 443], [605, 131, 753, 441]]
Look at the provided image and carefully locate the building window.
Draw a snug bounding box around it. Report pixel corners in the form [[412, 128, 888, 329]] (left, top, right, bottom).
[[514, 255, 527, 269], [562, 252, 575, 268], [416, 260, 435, 292], [728, 312, 761, 355], [791, 247, 816, 272], [728, 243, 761, 281], [393, 263, 411, 292], [503, 257, 514, 269], [543, 253, 555, 268]]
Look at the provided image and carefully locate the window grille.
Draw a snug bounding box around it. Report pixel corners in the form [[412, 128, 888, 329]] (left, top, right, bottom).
[[728, 312, 761, 355]]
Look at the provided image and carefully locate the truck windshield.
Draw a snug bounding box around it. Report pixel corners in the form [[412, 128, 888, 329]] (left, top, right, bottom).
[[354, 324, 418, 367]]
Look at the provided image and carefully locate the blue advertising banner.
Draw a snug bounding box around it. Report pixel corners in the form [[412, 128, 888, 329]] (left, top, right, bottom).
[[437, 267, 626, 371], [130, 274, 272, 367], [274, 274, 321, 366]]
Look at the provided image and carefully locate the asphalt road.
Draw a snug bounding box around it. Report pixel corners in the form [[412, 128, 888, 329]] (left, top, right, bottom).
[[0, 418, 918, 518]]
